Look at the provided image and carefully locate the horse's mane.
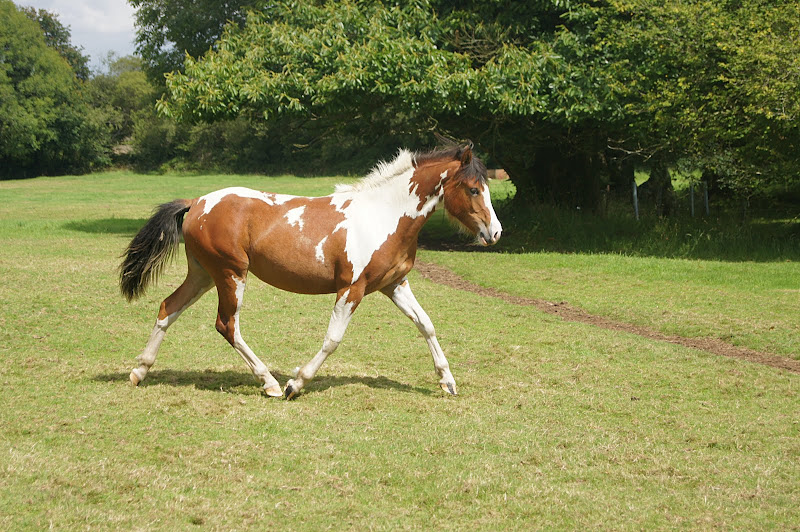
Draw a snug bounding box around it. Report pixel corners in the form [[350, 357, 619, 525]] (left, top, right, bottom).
[[335, 149, 415, 193], [335, 144, 486, 194], [415, 144, 487, 184]]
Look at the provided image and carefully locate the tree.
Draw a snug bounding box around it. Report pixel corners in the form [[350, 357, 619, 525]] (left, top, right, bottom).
[[159, 0, 618, 206], [598, 0, 800, 199], [20, 6, 91, 81], [0, 0, 109, 177], [159, 0, 800, 206], [88, 53, 159, 144], [129, 0, 259, 83]]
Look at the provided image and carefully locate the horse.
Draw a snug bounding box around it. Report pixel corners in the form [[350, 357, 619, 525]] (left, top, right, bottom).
[[119, 143, 502, 399]]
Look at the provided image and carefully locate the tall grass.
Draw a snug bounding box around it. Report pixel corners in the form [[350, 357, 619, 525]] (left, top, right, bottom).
[[422, 180, 800, 261], [495, 204, 799, 261]]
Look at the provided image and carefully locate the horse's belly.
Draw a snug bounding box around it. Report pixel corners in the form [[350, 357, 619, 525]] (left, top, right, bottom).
[[247, 235, 339, 295]]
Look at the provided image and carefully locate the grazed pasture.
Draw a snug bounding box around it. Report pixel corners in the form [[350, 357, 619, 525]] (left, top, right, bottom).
[[0, 172, 797, 530]]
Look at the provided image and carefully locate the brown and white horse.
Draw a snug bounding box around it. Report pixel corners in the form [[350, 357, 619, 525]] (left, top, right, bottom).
[[120, 144, 501, 399]]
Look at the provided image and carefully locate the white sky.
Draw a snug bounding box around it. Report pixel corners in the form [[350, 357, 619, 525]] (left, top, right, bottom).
[[16, 0, 137, 71]]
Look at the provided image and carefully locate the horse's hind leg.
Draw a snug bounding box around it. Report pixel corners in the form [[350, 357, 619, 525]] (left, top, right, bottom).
[[130, 257, 213, 386], [214, 271, 283, 397]]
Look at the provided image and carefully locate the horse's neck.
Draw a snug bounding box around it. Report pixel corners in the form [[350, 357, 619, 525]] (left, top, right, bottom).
[[341, 161, 452, 243], [341, 159, 453, 226], [408, 161, 453, 206], [391, 160, 454, 237]]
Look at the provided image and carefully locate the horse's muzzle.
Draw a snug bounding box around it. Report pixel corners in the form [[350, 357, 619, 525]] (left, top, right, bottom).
[[479, 230, 501, 246]]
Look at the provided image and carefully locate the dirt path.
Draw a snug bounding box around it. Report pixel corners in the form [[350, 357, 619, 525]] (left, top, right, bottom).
[[415, 261, 800, 375]]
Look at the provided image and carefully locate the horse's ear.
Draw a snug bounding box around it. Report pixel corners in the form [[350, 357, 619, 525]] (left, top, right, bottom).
[[459, 144, 473, 167]]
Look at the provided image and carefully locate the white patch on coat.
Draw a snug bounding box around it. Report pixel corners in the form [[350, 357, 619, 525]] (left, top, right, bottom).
[[481, 185, 503, 240], [315, 236, 328, 263], [329, 151, 446, 282], [199, 187, 295, 215], [327, 289, 355, 344], [285, 206, 305, 230], [272, 194, 294, 205], [232, 276, 247, 345], [329, 193, 350, 212]]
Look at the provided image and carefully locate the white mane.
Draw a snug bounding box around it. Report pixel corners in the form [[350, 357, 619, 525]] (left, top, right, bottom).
[[335, 149, 415, 194]]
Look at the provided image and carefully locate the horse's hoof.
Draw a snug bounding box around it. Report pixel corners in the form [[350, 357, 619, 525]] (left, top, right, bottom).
[[284, 384, 297, 400], [440, 382, 458, 396], [263, 384, 283, 398], [129, 371, 140, 387]]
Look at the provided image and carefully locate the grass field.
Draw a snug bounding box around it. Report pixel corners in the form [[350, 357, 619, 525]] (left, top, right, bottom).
[[1, 171, 798, 530]]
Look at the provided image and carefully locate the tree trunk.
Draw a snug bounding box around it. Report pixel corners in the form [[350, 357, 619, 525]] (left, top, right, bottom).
[[499, 145, 602, 211], [640, 162, 675, 216]]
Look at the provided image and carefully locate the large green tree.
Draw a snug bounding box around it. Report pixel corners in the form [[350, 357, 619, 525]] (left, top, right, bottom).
[[0, 0, 109, 177], [599, 0, 800, 199], [159, 0, 800, 206], [21, 6, 91, 81]]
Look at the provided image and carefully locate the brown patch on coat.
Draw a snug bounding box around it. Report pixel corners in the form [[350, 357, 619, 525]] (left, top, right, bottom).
[[183, 194, 350, 294]]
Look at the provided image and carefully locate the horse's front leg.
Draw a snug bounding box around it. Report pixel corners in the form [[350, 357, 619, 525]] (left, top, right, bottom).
[[284, 286, 362, 399], [381, 278, 457, 395]]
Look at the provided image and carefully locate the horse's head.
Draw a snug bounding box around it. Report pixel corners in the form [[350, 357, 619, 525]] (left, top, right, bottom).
[[442, 145, 503, 246]]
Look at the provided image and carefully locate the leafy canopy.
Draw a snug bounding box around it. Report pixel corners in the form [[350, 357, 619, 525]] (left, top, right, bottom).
[[20, 6, 91, 81], [0, 0, 109, 177], [160, 0, 800, 199]]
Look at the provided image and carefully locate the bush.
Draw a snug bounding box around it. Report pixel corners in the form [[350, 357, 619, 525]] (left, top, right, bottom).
[[130, 109, 189, 170]]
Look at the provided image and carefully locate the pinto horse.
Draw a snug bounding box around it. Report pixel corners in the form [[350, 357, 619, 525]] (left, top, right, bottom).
[[119, 144, 502, 399]]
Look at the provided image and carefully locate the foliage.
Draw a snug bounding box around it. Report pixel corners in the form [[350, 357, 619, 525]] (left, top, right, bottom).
[[157, 0, 618, 205], [20, 5, 91, 81], [598, 0, 800, 198], [159, 0, 800, 207], [0, 0, 110, 178], [87, 54, 160, 145], [129, 0, 259, 83], [129, 107, 189, 170]]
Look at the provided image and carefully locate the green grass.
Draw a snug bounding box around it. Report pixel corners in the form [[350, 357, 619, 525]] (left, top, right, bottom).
[[421, 251, 800, 359], [0, 172, 798, 530]]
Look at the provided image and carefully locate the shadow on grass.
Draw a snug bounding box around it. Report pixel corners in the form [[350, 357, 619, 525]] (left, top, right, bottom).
[[64, 218, 145, 235], [93, 369, 433, 396], [419, 200, 800, 262]]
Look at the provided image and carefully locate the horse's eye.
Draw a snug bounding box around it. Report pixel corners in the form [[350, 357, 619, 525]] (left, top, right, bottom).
[[469, 188, 479, 196]]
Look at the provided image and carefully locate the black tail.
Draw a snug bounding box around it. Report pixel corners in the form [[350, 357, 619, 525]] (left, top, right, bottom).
[[119, 199, 192, 302]]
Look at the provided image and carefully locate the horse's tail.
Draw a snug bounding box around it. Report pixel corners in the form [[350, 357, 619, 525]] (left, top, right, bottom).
[[119, 199, 193, 302]]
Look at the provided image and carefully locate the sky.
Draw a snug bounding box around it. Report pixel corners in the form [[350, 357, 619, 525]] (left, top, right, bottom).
[[17, 0, 137, 71]]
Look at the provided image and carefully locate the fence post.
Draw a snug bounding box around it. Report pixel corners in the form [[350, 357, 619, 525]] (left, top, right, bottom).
[[703, 181, 709, 216], [632, 180, 639, 220], [690, 181, 695, 217]]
